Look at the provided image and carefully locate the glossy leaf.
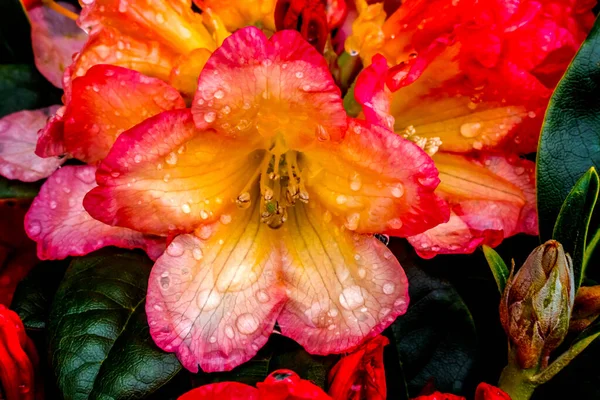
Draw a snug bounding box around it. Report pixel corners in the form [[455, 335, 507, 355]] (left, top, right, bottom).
[[552, 168, 599, 291], [48, 249, 181, 400], [391, 245, 477, 397], [11, 261, 67, 330], [0, 64, 62, 118], [537, 17, 600, 239], [0, 176, 41, 200], [482, 245, 510, 294]]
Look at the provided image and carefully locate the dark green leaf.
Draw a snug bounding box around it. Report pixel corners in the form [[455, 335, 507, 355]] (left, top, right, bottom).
[[382, 328, 409, 400], [0, 64, 62, 118], [537, 16, 600, 239], [48, 249, 181, 400], [0, 0, 33, 63], [482, 245, 510, 294], [391, 249, 477, 396], [0, 176, 41, 200], [552, 168, 599, 290], [11, 261, 68, 330]]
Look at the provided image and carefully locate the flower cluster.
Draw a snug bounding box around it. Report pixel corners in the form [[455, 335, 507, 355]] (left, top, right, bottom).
[[0, 0, 595, 376]]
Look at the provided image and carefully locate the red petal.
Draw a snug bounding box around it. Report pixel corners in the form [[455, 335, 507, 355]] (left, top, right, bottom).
[[0, 107, 65, 182], [25, 165, 164, 260], [0, 306, 35, 400], [258, 369, 333, 400], [474, 383, 511, 400], [178, 382, 259, 400], [191, 27, 346, 151]]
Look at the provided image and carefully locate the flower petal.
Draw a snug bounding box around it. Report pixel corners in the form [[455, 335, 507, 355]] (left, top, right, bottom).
[[25, 165, 164, 260], [195, 0, 276, 32], [0, 107, 65, 182], [146, 198, 285, 372], [29, 2, 87, 88], [63, 65, 185, 163], [409, 153, 536, 258], [178, 382, 259, 400], [302, 119, 449, 237], [258, 369, 333, 399], [191, 27, 346, 150], [277, 200, 409, 355], [79, 0, 215, 54], [84, 109, 262, 235]]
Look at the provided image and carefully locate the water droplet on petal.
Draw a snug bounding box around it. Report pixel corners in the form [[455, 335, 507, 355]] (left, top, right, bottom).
[[192, 247, 203, 260], [391, 184, 404, 198], [388, 218, 403, 229], [50, 201, 57, 209], [28, 220, 41, 237], [200, 209, 209, 219], [256, 290, 269, 303], [181, 203, 191, 214], [236, 313, 259, 335], [383, 281, 395, 294], [209, 336, 217, 343], [336, 195, 347, 204], [196, 289, 222, 311], [339, 285, 365, 310], [166, 242, 184, 257], [214, 89, 224, 99], [204, 112, 216, 123], [165, 152, 178, 165], [160, 276, 170, 289], [225, 325, 235, 339], [459, 122, 482, 138], [295, 71, 304, 78], [220, 214, 232, 224], [358, 268, 366, 278]]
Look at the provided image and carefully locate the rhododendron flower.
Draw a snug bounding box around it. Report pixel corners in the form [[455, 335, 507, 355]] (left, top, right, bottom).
[[412, 383, 510, 400], [0, 306, 39, 400], [179, 370, 332, 399], [347, 0, 595, 257], [81, 27, 448, 372], [328, 335, 387, 400]]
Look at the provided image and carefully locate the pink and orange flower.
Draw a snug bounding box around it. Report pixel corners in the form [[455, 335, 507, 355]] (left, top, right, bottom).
[[347, 0, 595, 257]]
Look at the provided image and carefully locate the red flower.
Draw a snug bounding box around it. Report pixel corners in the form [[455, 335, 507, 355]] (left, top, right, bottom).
[[0, 306, 39, 400], [410, 383, 511, 400], [178, 370, 331, 400], [328, 335, 388, 400]]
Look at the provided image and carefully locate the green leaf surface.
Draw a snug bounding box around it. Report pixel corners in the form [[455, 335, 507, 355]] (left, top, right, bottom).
[[537, 16, 600, 239], [552, 168, 599, 290], [48, 249, 181, 400], [11, 261, 67, 330], [482, 245, 510, 294], [391, 248, 478, 396], [0, 176, 41, 200], [0, 0, 33, 63], [0, 64, 62, 118]]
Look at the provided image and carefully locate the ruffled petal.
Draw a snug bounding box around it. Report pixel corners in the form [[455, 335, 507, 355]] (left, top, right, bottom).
[[0, 107, 65, 182], [29, 2, 87, 88], [178, 382, 259, 400], [79, 0, 215, 54], [191, 27, 346, 150], [146, 199, 285, 372], [25, 165, 164, 260], [63, 65, 185, 163], [277, 200, 409, 354], [409, 153, 537, 258], [84, 109, 262, 235], [302, 119, 449, 237]]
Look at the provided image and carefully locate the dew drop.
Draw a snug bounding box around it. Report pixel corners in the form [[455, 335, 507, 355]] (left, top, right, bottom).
[[155, 13, 165, 23], [225, 325, 235, 339], [134, 154, 142, 163], [339, 285, 365, 310], [197, 225, 212, 240], [379, 308, 391, 319], [336, 194, 347, 205], [236, 313, 259, 335], [388, 218, 403, 229], [181, 203, 191, 214], [165, 152, 178, 165], [204, 112, 216, 123], [345, 213, 360, 230], [28, 220, 41, 237], [160, 276, 170, 289], [166, 241, 184, 257], [200, 209, 209, 219], [196, 289, 222, 311], [328, 324, 336, 330], [110, 171, 120, 178], [391, 184, 404, 198], [220, 214, 232, 224], [50, 201, 57, 209], [209, 336, 217, 343], [214, 89, 224, 99], [192, 247, 203, 260], [394, 298, 407, 308], [295, 71, 304, 78], [163, 173, 171, 182], [358, 268, 366, 278], [382, 281, 395, 294], [315, 124, 330, 141], [222, 105, 231, 115], [328, 308, 339, 317], [256, 290, 270, 303], [459, 122, 482, 138]]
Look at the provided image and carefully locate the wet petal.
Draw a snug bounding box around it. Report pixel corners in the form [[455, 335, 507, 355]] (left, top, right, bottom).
[[277, 200, 409, 354], [409, 153, 536, 258], [29, 3, 87, 88], [79, 0, 215, 54], [191, 27, 346, 150], [303, 119, 449, 237], [84, 109, 262, 236], [63, 65, 185, 163], [25, 165, 164, 260], [258, 369, 333, 399], [178, 382, 259, 400], [196, 0, 276, 32], [353, 54, 393, 130], [68, 27, 178, 90], [146, 198, 285, 372], [169, 48, 212, 101], [0, 107, 65, 182]]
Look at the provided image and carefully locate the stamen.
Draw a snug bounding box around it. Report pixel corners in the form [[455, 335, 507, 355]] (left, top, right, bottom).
[[42, 0, 79, 21]]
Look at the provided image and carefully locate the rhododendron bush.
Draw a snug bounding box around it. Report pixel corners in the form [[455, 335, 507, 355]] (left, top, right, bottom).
[[2, 0, 600, 398]]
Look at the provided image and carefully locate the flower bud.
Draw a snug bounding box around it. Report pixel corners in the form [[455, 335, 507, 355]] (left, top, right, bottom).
[[499, 240, 575, 369]]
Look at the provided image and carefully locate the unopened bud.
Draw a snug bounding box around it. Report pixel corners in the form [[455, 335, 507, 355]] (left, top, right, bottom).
[[499, 240, 575, 369], [570, 285, 600, 332]]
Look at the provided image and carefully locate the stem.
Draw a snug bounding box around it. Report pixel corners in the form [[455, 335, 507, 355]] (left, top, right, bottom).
[[42, 0, 79, 21], [498, 360, 537, 400], [532, 332, 600, 384]]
